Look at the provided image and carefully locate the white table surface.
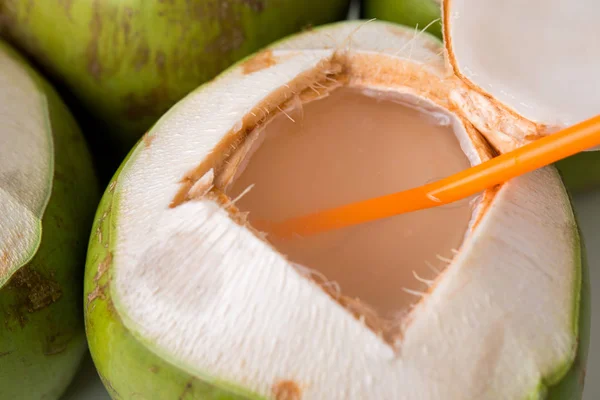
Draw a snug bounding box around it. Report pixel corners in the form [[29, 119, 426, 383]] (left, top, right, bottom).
[[62, 189, 600, 399]]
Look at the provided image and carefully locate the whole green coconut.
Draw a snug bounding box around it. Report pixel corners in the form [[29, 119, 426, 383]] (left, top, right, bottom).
[[0, 41, 99, 398], [0, 0, 351, 158]]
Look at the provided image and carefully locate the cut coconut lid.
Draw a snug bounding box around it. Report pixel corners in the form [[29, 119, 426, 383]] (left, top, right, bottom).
[[0, 42, 53, 286], [445, 0, 600, 128]]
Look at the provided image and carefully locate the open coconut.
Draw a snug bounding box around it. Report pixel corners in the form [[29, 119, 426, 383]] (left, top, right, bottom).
[[84, 19, 590, 400], [0, 40, 99, 398]]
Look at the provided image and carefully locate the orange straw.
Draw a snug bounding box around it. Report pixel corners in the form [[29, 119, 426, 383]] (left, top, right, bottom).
[[259, 114, 600, 239]]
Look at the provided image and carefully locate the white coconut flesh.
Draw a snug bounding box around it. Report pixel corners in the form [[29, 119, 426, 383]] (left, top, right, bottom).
[[112, 22, 580, 399], [0, 44, 53, 287], [445, 0, 600, 133]]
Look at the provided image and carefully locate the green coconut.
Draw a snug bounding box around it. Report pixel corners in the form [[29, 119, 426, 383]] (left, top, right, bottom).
[[361, 0, 443, 39], [83, 18, 591, 399], [555, 153, 600, 193], [0, 40, 99, 398], [360, 0, 600, 193], [0, 0, 351, 158]]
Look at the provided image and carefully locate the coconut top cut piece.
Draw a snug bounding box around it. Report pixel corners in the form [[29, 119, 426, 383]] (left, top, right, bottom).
[[0, 42, 53, 286], [444, 0, 600, 131], [111, 22, 581, 399]]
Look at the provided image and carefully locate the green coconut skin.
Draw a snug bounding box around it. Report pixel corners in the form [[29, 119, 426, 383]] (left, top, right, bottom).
[[0, 42, 99, 398], [361, 0, 443, 39], [0, 0, 350, 157]]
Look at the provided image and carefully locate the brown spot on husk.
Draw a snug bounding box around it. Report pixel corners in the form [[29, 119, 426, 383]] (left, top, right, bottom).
[[241, 0, 265, 12], [242, 50, 277, 74], [43, 331, 73, 355], [86, 0, 103, 80], [272, 380, 302, 400], [87, 252, 112, 309], [155, 51, 166, 72], [179, 380, 194, 399], [105, 297, 117, 318], [58, 0, 75, 18], [9, 267, 62, 313], [202, 1, 246, 58], [108, 180, 117, 193], [301, 23, 314, 32], [121, 7, 134, 44], [149, 365, 160, 373], [0, 350, 13, 357], [87, 282, 108, 308], [204, 27, 245, 55], [95, 226, 103, 244], [124, 85, 171, 120], [133, 44, 150, 72], [95, 252, 113, 283], [94, 207, 112, 245], [87, 253, 112, 308], [143, 132, 156, 147]]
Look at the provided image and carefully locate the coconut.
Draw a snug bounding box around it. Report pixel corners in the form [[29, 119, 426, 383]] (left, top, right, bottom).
[[362, 0, 443, 39], [0, 40, 99, 398], [0, 0, 351, 157], [83, 16, 591, 400]]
